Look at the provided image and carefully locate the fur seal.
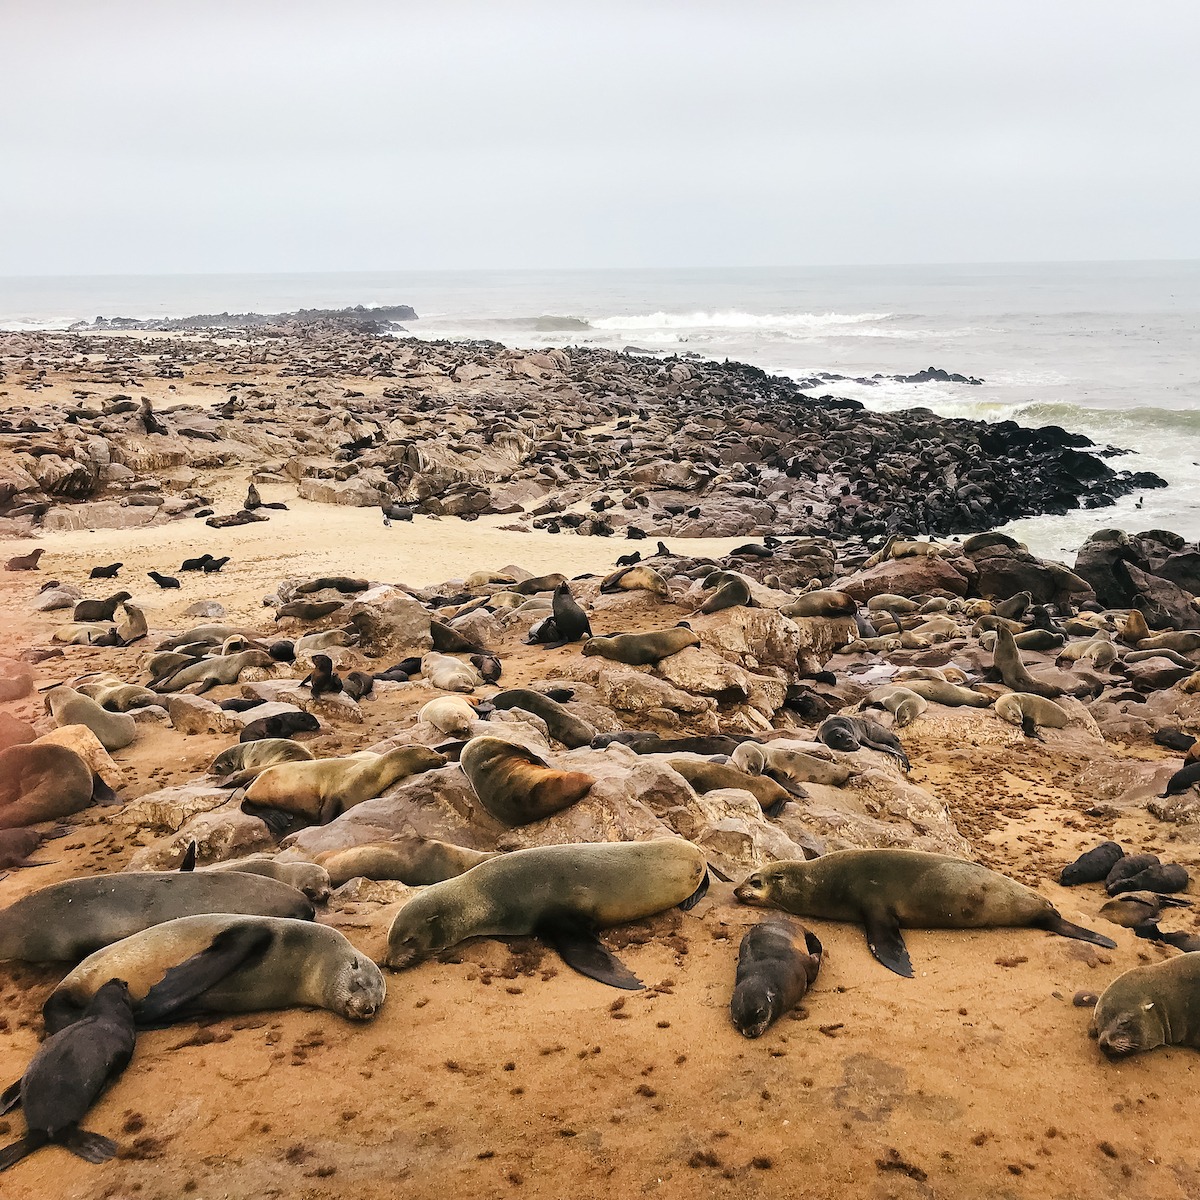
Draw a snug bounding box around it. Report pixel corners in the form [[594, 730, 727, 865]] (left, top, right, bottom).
[[72, 591, 132, 623], [1105, 853, 1160, 891], [1060, 841, 1125, 886], [1091, 955, 1200, 1057], [600, 565, 670, 598], [5, 549, 45, 571], [489, 689, 596, 749], [1118, 609, 1152, 646], [209, 737, 316, 781], [990, 626, 1064, 699], [315, 836, 499, 887], [295, 576, 370, 595], [275, 600, 345, 622], [551, 583, 592, 642], [730, 919, 823, 1038], [899, 679, 991, 708], [1098, 891, 1191, 930], [89, 563, 123, 580], [0, 743, 100, 828], [153, 649, 274, 694], [0, 979, 136, 1171], [421, 652, 483, 693], [864, 686, 927, 728], [44, 916, 384, 1033], [781, 590, 857, 619], [199, 856, 332, 901], [581, 625, 700, 666], [599, 733, 752, 755], [419, 695, 479, 737], [995, 692, 1070, 737], [385, 839, 708, 988], [734, 849, 1115, 977], [1135, 631, 1200, 655], [302, 654, 343, 700], [817, 716, 909, 770], [666, 757, 798, 815], [1106, 862, 1189, 895], [460, 736, 594, 825], [295, 630, 355, 655], [75, 675, 157, 713], [512, 573, 567, 596], [45, 687, 136, 751], [731, 741, 853, 788], [243, 746, 447, 825], [147, 571, 181, 589], [239, 711, 321, 743], [1162, 761, 1200, 797], [698, 573, 752, 614], [0, 872, 314, 963]]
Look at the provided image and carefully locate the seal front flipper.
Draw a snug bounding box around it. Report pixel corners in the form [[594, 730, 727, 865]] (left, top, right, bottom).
[[536, 919, 644, 991], [678, 867, 710, 911], [136, 925, 275, 1025], [0, 1078, 20, 1115], [179, 841, 197, 872], [864, 908, 913, 977], [1037, 911, 1117, 949], [0, 1132, 45, 1172]]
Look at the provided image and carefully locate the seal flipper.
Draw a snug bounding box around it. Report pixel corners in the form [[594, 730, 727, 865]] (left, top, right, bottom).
[[90, 774, 119, 805], [765, 769, 809, 801], [863, 909, 913, 977], [0, 1078, 21, 1114], [179, 841, 197, 872], [678, 868, 710, 911], [136, 925, 275, 1025], [64, 1127, 118, 1164], [1037, 911, 1117, 949], [239, 800, 303, 839], [762, 797, 789, 819], [0, 1132, 44, 1172], [536, 919, 643, 991]]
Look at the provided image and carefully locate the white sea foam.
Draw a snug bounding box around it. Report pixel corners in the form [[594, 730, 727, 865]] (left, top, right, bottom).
[[589, 309, 893, 332]]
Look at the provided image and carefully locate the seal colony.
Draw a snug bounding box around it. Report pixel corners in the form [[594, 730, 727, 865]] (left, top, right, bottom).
[[0, 323, 1199, 1194]]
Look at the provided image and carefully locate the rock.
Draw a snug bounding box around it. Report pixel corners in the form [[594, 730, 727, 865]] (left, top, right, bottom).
[[449, 608, 502, 651], [31, 585, 81, 612], [115, 784, 233, 833], [1153, 550, 1200, 597], [0, 658, 34, 702], [1125, 563, 1200, 629], [185, 600, 227, 619], [345, 593, 433, 658], [556, 661, 716, 719], [967, 543, 1094, 604], [125, 801, 275, 870], [691, 608, 855, 676], [298, 474, 386, 507], [0, 712, 36, 752], [167, 694, 236, 735], [32, 724, 125, 789], [839, 555, 974, 601], [0, 454, 40, 508]]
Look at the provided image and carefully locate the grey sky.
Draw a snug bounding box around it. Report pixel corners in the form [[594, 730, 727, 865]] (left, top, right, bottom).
[[3, 0, 1198, 274]]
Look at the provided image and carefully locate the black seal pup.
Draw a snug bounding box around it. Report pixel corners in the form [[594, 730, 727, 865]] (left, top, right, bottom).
[[730, 919, 823, 1038]]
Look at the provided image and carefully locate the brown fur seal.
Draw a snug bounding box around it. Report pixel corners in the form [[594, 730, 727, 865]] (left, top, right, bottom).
[[0, 979, 136, 1171], [512, 573, 567, 596], [600, 564, 670, 598], [199, 856, 331, 901], [1136, 631, 1200, 654], [489, 689, 596, 749], [5, 548, 45, 571], [863, 686, 927, 728], [734, 849, 1114, 977], [385, 839, 708, 988], [419, 695, 479, 737], [1060, 841, 1125, 886], [71, 591, 131, 624], [1091, 955, 1200, 1058], [239, 711, 321, 743], [153, 649, 274, 694], [275, 600, 345, 622], [295, 576, 370, 594], [581, 625, 700, 666], [551, 582, 592, 642], [1056, 636, 1118, 668], [817, 716, 909, 770], [0, 872, 313, 963], [731, 741, 853, 788], [421, 652, 483, 693], [315, 836, 499, 886], [44, 915, 384, 1033], [0, 743, 99, 828], [698, 573, 752, 614], [460, 736, 594, 825], [730, 919, 823, 1038], [782, 590, 857, 618], [45, 687, 136, 752], [899, 679, 991, 708], [208, 738, 316, 781], [243, 746, 447, 825], [75, 675, 157, 713], [1118, 608, 1152, 646], [666, 757, 798, 815], [995, 692, 1070, 737], [990, 626, 1064, 699], [1097, 891, 1191, 930]]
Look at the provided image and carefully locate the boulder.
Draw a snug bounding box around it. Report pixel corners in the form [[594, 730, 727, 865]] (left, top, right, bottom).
[[125, 801, 275, 870], [32, 724, 125, 789], [0, 657, 34, 702], [0, 712, 36, 752], [345, 593, 433, 658], [838, 555, 974, 602], [115, 784, 233, 833]]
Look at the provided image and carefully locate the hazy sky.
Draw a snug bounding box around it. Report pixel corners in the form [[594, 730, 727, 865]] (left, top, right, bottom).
[[3, 0, 1198, 274]]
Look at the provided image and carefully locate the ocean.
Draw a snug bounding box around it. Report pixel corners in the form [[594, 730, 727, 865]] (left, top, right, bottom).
[[2, 262, 1197, 562]]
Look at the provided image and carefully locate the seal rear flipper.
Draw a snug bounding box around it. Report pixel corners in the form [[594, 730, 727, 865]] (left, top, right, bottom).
[[762, 797, 789, 819], [90, 774, 119, 805], [766, 769, 809, 801], [179, 841, 197, 872], [1038, 911, 1117, 950], [0, 1132, 44, 1172], [1133, 921, 1164, 941], [678, 868, 710, 911], [0, 1078, 21, 1114], [864, 910, 913, 977], [239, 800, 304, 839], [63, 1128, 118, 1164], [537, 921, 643, 991], [136, 925, 275, 1026]]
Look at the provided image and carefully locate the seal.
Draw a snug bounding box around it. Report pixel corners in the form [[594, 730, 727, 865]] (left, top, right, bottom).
[[665, 757, 797, 815], [302, 654, 343, 700], [0, 978, 136, 1171], [490, 689, 597, 749], [45, 687, 136, 752], [1105, 853, 1160, 891], [730, 919, 823, 1038], [1060, 841, 1125, 886], [44, 915, 384, 1033], [0, 871, 314, 963], [781, 590, 857, 619], [995, 692, 1070, 737], [1162, 761, 1200, 797], [698, 573, 752, 614], [551, 582, 592, 642], [817, 716, 910, 770], [5, 548, 45, 571], [239, 710, 321, 743], [734, 849, 1115, 977], [732, 741, 854, 788], [899, 679, 991, 708], [243, 746, 447, 825], [1106, 862, 1189, 895], [315, 836, 500, 886], [295, 576, 370, 595], [863, 686, 927, 728], [0, 743, 101, 828], [600, 565, 670, 599], [76, 674, 157, 713], [421, 652, 483, 693], [581, 625, 700, 666], [991, 626, 1064, 699], [460, 736, 594, 825], [419, 695, 480, 737], [512, 573, 568, 596], [1091, 954, 1200, 1058], [198, 855, 332, 901], [385, 839, 708, 989], [153, 649, 274, 694], [72, 591, 132, 623], [275, 600, 345, 622], [1098, 891, 1191, 930]]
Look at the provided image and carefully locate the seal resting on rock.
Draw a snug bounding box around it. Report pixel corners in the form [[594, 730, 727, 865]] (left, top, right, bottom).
[[581, 625, 700, 666], [385, 840, 708, 989], [734, 849, 1115, 977], [459, 736, 595, 825], [817, 716, 910, 770], [43, 916, 384, 1033], [45, 687, 136, 752], [315, 836, 499, 886], [730, 919, 823, 1038]]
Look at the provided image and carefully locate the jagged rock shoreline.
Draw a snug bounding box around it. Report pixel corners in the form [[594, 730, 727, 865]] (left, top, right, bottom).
[[0, 326, 1166, 545]]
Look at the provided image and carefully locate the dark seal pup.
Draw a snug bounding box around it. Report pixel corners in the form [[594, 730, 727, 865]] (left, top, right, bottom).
[[1060, 841, 1125, 886], [734, 849, 1115, 978], [0, 978, 136, 1171], [730, 919, 823, 1038]]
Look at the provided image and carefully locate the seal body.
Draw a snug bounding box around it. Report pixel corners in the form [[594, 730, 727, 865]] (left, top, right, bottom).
[[385, 840, 707, 986], [209, 737, 315, 779], [1060, 841, 1125, 886], [44, 915, 384, 1033], [0, 872, 314, 963], [734, 849, 1114, 977], [582, 627, 699, 665], [459, 736, 594, 825], [665, 757, 796, 814], [316, 836, 499, 886], [490, 689, 596, 749], [421, 652, 483, 693], [995, 692, 1070, 735], [1092, 954, 1200, 1057], [730, 919, 823, 1038], [46, 687, 136, 751], [781, 590, 857, 618]]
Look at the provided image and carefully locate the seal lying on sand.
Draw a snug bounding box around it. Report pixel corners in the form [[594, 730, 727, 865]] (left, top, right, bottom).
[[734, 849, 1115, 977], [385, 840, 708, 989], [730, 919, 823, 1038], [0, 979, 136, 1172], [1091, 954, 1200, 1058], [43, 916, 384, 1033], [0, 743, 108, 829]]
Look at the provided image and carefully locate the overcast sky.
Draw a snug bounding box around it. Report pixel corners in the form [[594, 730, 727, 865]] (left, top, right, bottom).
[[3, 0, 1198, 275]]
